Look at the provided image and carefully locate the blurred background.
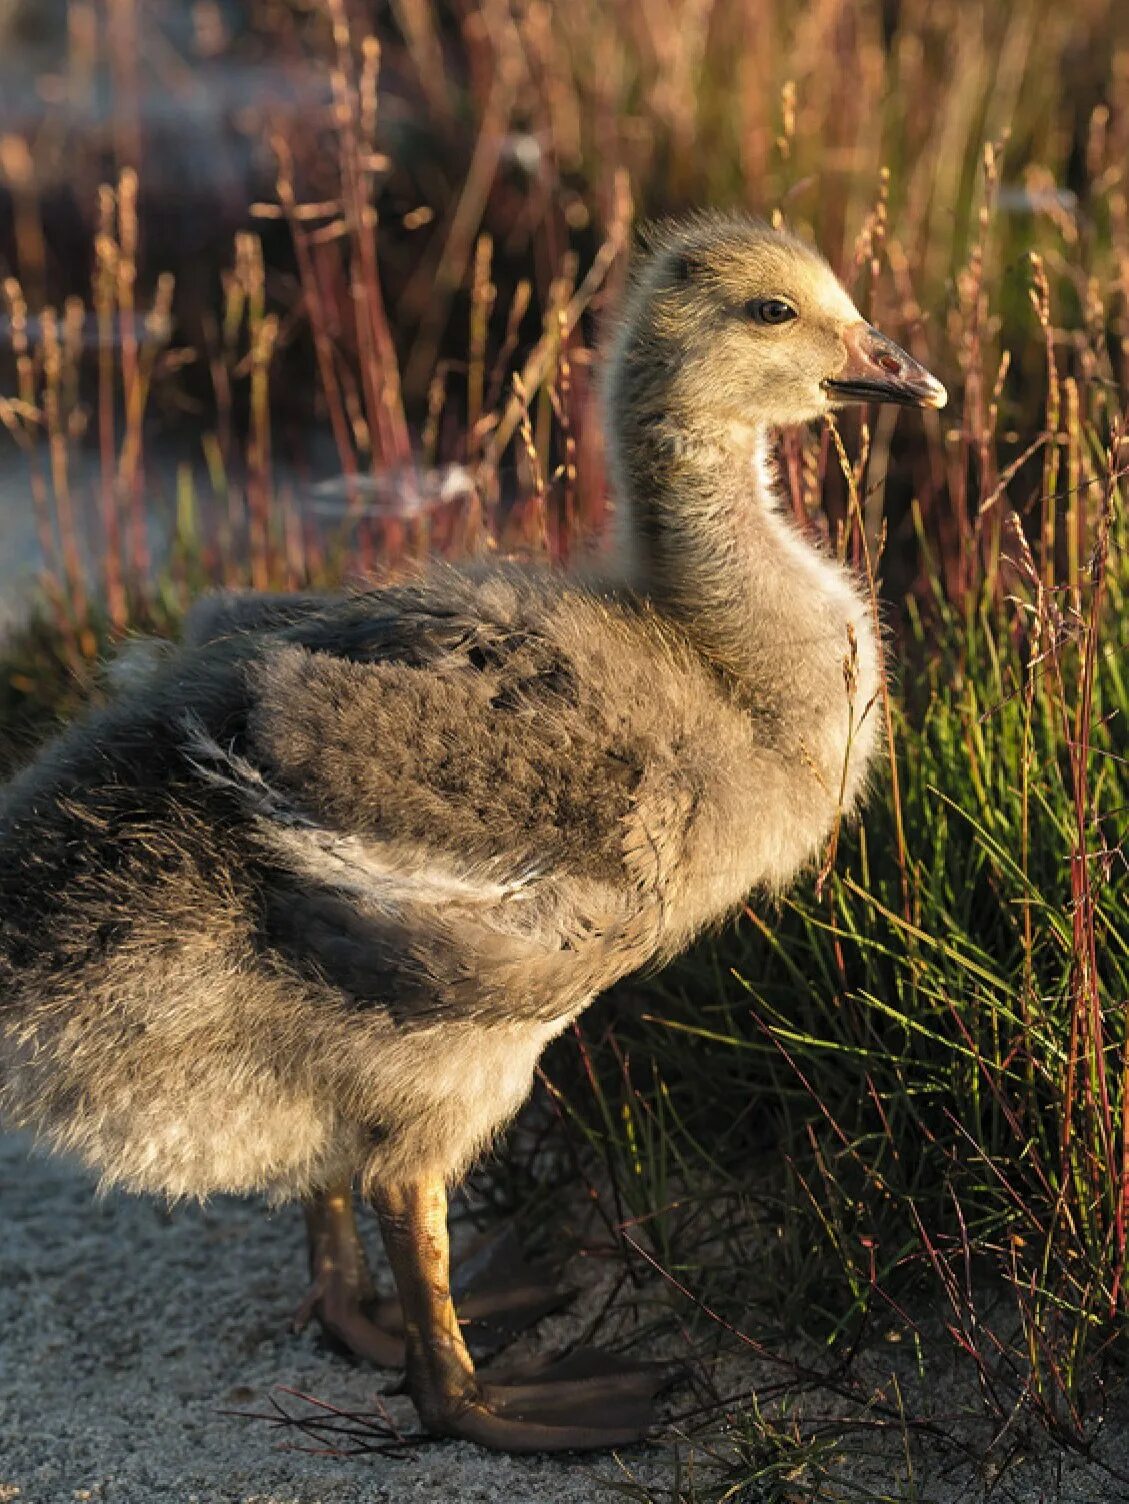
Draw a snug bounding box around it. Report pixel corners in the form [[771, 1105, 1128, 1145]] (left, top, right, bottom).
[[1, 0, 1126, 653]]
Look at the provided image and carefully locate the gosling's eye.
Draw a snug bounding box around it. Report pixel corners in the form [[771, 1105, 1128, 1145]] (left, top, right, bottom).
[[747, 297, 797, 326]]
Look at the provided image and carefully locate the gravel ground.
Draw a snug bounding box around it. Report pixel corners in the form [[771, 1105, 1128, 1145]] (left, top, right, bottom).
[[0, 1132, 672, 1504]]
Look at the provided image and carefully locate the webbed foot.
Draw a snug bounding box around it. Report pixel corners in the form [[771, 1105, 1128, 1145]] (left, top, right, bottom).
[[426, 1348, 676, 1452], [372, 1177, 678, 1454]]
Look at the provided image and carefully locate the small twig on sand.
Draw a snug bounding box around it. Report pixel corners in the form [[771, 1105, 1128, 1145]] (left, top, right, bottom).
[[221, 1384, 426, 1459]]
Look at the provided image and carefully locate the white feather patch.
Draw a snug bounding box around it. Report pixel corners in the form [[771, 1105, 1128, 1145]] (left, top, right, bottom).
[[180, 715, 538, 913]]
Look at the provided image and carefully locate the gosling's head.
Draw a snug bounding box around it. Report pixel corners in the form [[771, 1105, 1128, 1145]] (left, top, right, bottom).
[[605, 213, 946, 451]]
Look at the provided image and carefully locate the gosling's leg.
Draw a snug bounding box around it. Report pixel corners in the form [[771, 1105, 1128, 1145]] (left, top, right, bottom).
[[373, 1174, 669, 1452], [295, 1183, 405, 1366], [296, 1184, 571, 1366]]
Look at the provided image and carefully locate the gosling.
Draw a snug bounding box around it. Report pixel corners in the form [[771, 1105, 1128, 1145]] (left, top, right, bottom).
[[0, 213, 945, 1452]]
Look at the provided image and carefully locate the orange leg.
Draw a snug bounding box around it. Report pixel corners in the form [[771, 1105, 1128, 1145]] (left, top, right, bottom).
[[373, 1174, 670, 1452], [295, 1183, 404, 1367], [297, 1179, 576, 1371]]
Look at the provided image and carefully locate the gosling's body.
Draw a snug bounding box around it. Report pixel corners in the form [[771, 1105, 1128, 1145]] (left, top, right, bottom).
[[0, 213, 945, 1450], [0, 559, 873, 1201]]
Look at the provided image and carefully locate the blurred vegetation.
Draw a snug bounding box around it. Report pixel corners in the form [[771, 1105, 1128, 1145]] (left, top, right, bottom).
[[1, 0, 1128, 1494]]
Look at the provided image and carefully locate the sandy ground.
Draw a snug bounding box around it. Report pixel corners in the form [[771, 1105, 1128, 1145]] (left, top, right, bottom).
[[6, 1126, 1129, 1504], [0, 1131, 673, 1504]]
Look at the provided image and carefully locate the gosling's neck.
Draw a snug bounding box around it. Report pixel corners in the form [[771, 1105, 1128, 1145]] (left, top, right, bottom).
[[618, 421, 751, 670], [609, 415, 878, 726]]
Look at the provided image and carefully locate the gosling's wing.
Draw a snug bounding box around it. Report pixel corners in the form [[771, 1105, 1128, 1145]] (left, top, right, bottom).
[[178, 574, 697, 1022], [255, 857, 656, 1026], [234, 578, 646, 883]]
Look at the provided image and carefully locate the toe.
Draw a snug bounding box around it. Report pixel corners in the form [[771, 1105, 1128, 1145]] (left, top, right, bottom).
[[309, 1299, 406, 1367], [438, 1401, 654, 1453], [419, 1349, 679, 1452]]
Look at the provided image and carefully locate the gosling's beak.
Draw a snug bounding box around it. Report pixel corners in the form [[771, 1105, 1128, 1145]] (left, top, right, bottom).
[[823, 322, 948, 410]]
